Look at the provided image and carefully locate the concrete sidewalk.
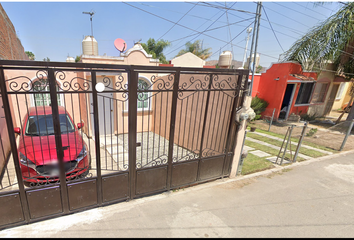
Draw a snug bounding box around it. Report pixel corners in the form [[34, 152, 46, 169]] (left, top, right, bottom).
[[1, 150, 354, 238]]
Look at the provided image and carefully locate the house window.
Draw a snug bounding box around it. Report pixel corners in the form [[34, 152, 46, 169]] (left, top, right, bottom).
[[311, 82, 329, 103], [295, 82, 314, 105], [137, 78, 151, 110], [32, 79, 62, 107], [335, 83, 346, 100]]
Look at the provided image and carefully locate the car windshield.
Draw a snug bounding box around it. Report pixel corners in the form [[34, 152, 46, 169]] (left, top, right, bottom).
[[25, 114, 75, 136]]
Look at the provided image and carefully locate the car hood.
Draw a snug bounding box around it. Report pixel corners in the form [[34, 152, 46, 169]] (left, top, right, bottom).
[[18, 131, 86, 165]]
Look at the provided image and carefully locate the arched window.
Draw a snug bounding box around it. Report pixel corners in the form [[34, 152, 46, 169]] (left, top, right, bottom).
[[30, 78, 63, 107], [137, 77, 151, 111]]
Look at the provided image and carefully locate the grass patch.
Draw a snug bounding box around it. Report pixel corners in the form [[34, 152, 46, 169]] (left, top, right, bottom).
[[253, 128, 338, 153], [245, 140, 305, 162], [241, 154, 274, 175], [247, 133, 327, 158]]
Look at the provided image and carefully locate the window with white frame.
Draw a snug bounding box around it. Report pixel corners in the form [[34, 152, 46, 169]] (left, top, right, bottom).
[[31, 79, 63, 107], [295, 82, 315, 105], [311, 82, 328, 103], [335, 83, 346, 100], [137, 78, 151, 110]]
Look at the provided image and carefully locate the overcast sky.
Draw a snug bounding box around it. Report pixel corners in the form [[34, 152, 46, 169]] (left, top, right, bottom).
[[1, 1, 342, 68]]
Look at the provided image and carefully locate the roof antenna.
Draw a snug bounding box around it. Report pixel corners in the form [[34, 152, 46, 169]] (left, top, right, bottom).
[[82, 10, 95, 37], [83, 10, 96, 55]]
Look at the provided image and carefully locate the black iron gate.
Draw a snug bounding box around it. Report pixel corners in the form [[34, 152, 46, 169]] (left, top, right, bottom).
[[0, 60, 248, 229]]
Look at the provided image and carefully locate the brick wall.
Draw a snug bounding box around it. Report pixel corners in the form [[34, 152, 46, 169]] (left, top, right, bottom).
[[0, 3, 29, 60], [0, 3, 28, 185]]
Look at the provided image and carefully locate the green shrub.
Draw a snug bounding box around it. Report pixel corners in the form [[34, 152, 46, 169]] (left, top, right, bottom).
[[251, 95, 269, 120], [306, 128, 317, 137], [300, 113, 317, 121]]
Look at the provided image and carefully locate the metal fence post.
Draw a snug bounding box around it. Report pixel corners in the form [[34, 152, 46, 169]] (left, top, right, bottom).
[[48, 68, 70, 213], [268, 108, 275, 132], [0, 68, 31, 222], [166, 69, 180, 190], [293, 121, 307, 162], [339, 120, 354, 151], [91, 71, 102, 205], [279, 125, 294, 165]]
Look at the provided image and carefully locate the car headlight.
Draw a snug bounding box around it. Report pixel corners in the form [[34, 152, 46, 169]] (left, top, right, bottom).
[[19, 152, 36, 169], [76, 145, 87, 161]]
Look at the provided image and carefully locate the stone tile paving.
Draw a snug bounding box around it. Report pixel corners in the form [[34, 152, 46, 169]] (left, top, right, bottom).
[[249, 131, 333, 155], [244, 129, 334, 166], [246, 137, 312, 160], [100, 132, 198, 169], [249, 150, 271, 157]]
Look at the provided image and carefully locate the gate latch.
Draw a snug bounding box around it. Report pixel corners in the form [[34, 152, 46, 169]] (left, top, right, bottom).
[[136, 142, 141, 147]]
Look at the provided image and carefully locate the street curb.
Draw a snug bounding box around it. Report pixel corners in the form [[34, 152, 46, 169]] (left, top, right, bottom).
[[97, 149, 354, 205], [168, 149, 354, 196]]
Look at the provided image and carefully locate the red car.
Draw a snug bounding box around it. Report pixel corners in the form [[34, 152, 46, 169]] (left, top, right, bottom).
[[14, 106, 90, 185]]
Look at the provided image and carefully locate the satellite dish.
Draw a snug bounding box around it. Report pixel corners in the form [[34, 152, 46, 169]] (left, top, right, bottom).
[[114, 38, 126, 52]]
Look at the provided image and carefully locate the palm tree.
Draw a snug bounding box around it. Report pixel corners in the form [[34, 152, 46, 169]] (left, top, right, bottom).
[[176, 40, 212, 60], [25, 51, 35, 60], [283, 2, 354, 121], [141, 38, 171, 64]]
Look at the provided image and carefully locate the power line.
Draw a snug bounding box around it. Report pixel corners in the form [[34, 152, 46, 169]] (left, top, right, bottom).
[[165, 2, 237, 56], [291, 2, 329, 18], [271, 2, 323, 22], [137, 2, 229, 25], [225, 2, 234, 61], [194, 2, 258, 16], [213, 2, 308, 38], [262, 6, 284, 52], [261, 3, 314, 29], [123, 2, 280, 61], [208, 21, 255, 59], [157, 3, 198, 41], [168, 18, 253, 44]]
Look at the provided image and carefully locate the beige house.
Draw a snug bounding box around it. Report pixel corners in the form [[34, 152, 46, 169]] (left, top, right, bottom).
[[307, 63, 350, 117], [171, 52, 205, 68]]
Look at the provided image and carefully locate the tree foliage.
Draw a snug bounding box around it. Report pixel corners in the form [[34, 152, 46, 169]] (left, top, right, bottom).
[[176, 40, 212, 60], [283, 2, 354, 79], [25, 51, 35, 60], [141, 38, 171, 64], [75, 56, 81, 63]]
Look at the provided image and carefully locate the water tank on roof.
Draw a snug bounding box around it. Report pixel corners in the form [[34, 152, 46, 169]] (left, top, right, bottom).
[[66, 56, 75, 62], [218, 51, 232, 68], [245, 53, 260, 69], [82, 36, 98, 56]]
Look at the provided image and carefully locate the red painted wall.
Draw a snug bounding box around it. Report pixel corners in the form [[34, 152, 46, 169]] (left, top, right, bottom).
[[251, 62, 317, 119], [249, 74, 261, 97]]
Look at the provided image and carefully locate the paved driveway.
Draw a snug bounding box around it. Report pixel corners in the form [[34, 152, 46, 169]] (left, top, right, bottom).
[[1, 151, 354, 238]]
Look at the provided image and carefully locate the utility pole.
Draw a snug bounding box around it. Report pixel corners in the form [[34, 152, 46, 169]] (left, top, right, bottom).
[[248, 2, 262, 96], [242, 27, 253, 69], [83, 11, 95, 55]]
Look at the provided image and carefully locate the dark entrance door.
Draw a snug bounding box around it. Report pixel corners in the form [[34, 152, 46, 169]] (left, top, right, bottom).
[[279, 84, 295, 119]]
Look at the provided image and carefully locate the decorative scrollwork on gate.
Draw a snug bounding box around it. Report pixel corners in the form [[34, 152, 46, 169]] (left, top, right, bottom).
[[172, 150, 199, 163], [113, 75, 128, 91], [27, 177, 61, 188], [56, 71, 92, 92], [5, 70, 49, 92], [211, 75, 242, 98], [149, 74, 174, 91], [136, 154, 168, 169], [201, 148, 222, 158], [177, 75, 210, 100]]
